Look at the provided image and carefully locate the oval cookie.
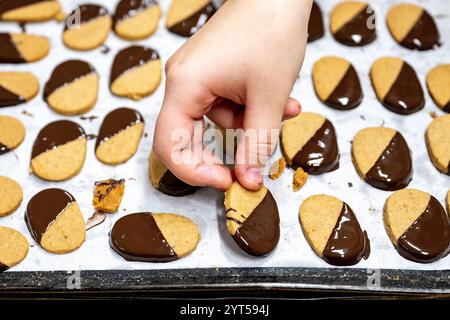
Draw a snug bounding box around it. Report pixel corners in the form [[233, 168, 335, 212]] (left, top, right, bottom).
[[281, 112, 339, 174], [149, 151, 197, 197], [308, 1, 324, 42], [330, 1, 376, 46], [31, 120, 87, 181], [313, 56, 363, 110], [0, 72, 39, 107], [425, 114, 450, 175], [427, 64, 450, 113], [110, 212, 200, 262], [0, 115, 25, 155], [0, 226, 28, 272], [0, 176, 23, 217], [225, 182, 280, 256], [387, 3, 440, 51], [166, 0, 215, 37], [95, 107, 144, 165], [300, 195, 370, 266], [44, 60, 98, 115], [113, 0, 161, 40], [110, 46, 162, 100], [0, 33, 49, 63], [63, 4, 111, 51], [370, 57, 424, 115], [352, 127, 413, 191], [384, 189, 450, 263], [25, 188, 86, 254], [0, 0, 61, 22]]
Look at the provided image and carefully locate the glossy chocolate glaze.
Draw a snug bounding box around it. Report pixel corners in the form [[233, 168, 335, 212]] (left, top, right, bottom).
[[44, 60, 96, 100], [168, 3, 215, 37], [397, 196, 450, 263], [0, 262, 8, 272], [322, 203, 370, 266], [0, 0, 47, 17], [110, 212, 178, 262], [0, 84, 24, 107], [0, 142, 10, 155], [325, 65, 363, 110], [0, 33, 25, 63], [95, 107, 143, 150], [31, 120, 86, 159], [113, 0, 157, 26], [64, 4, 109, 30], [158, 169, 197, 197], [25, 188, 75, 243], [110, 46, 159, 84], [365, 132, 413, 191], [292, 119, 340, 174], [308, 1, 324, 42], [333, 5, 376, 46], [400, 10, 440, 51]]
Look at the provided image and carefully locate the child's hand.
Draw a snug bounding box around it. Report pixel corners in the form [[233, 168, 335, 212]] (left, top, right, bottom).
[[153, 0, 311, 190]]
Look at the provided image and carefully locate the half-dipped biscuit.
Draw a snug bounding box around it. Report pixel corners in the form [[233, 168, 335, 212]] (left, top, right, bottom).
[[110, 212, 200, 262], [63, 4, 111, 51], [0, 0, 61, 22], [225, 182, 280, 256], [370, 57, 424, 115], [387, 3, 440, 51], [44, 60, 98, 115], [95, 107, 144, 165], [93, 179, 125, 213], [166, 0, 215, 37], [425, 114, 450, 175], [0, 176, 23, 217], [427, 64, 450, 113], [149, 151, 197, 197], [384, 189, 450, 263], [0, 72, 39, 107], [308, 1, 324, 42], [31, 120, 87, 181], [26, 188, 86, 254], [0, 226, 28, 272], [0, 115, 25, 155], [352, 127, 412, 191], [330, 1, 376, 46], [313, 56, 363, 110], [281, 112, 339, 174], [0, 33, 49, 63], [110, 46, 162, 100], [113, 0, 161, 40], [300, 194, 370, 266]]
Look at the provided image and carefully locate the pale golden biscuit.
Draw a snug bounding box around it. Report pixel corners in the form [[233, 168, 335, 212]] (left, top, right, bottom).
[[149, 151, 166, 189], [425, 114, 450, 175], [0, 72, 39, 102], [293, 168, 308, 192], [114, 4, 161, 40], [386, 3, 423, 43], [0, 115, 26, 152], [370, 57, 403, 101], [166, 0, 210, 28], [0, 226, 28, 271], [0, 176, 23, 217], [0, 0, 62, 22], [330, 1, 367, 34], [269, 158, 286, 180], [10, 33, 50, 62], [152, 213, 200, 258], [93, 179, 125, 213], [313, 56, 350, 101], [427, 64, 450, 112]]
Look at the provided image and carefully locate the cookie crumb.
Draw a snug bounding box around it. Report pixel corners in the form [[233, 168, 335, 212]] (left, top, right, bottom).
[[293, 168, 308, 192], [269, 158, 286, 180], [429, 111, 438, 119], [93, 179, 125, 213]]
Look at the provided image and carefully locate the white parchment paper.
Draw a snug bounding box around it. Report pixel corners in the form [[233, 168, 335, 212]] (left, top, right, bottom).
[[0, 0, 449, 273]]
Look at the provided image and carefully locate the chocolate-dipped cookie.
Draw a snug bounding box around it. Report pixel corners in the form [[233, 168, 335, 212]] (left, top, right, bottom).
[[95, 107, 144, 165], [352, 127, 413, 191], [110, 45, 162, 100], [425, 114, 450, 175], [0, 226, 28, 272], [281, 112, 339, 174], [0, 0, 61, 22], [387, 3, 440, 51], [224, 182, 280, 256], [63, 4, 111, 51], [110, 212, 200, 262], [384, 189, 450, 263], [308, 1, 324, 42], [25, 188, 86, 254], [330, 1, 376, 46], [427, 64, 450, 113], [0, 115, 25, 155], [113, 0, 161, 40], [370, 57, 424, 115], [0, 72, 39, 107], [166, 0, 215, 37], [0, 33, 49, 63], [312, 56, 363, 110], [149, 151, 197, 197], [0, 176, 23, 217], [300, 195, 370, 266], [44, 60, 98, 115], [30, 120, 87, 181], [93, 179, 125, 213]]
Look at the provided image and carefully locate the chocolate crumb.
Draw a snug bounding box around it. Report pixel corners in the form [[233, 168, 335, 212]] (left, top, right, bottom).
[[348, 182, 353, 188], [86, 134, 97, 140], [80, 115, 98, 121], [429, 111, 438, 119], [21, 110, 34, 117], [100, 45, 110, 54]]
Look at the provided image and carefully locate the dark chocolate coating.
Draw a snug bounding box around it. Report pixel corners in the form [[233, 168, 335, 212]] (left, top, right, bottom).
[[0, 84, 24, 107], [0, 33, 25, 63], [324, 65, 363, 110], [168, 3, 215, 37], [110, 46, 159, 84], [400, 10, 440, 51], [64, 4, 109, 30], [158, 169, 197, 197], [113, 0, 158, 26], [0, 142, 10, 155], [0, 262, 8, 272], [0, 0, 47, 17], [333, 5, 376, 46], [307, 1, 324, 42]]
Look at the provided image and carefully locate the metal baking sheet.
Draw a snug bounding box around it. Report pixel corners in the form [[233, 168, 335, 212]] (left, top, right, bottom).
[[0, 0, 449, 293]]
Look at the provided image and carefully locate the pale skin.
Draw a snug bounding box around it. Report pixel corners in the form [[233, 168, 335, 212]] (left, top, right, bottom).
[[154, 0, 312, 191]]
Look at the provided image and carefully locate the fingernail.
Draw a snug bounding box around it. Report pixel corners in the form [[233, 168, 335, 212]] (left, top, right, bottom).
[[246, 167, 262, 184]]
